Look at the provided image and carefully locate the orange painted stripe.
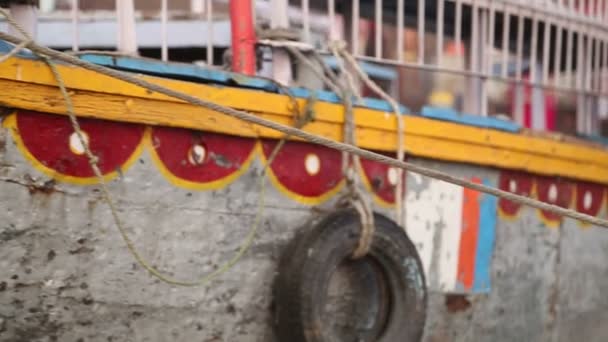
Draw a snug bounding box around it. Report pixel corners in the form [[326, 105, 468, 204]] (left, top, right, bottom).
[[457, 177, 482, 291]]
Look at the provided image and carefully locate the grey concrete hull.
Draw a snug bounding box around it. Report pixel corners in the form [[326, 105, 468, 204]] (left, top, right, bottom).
[[1, 122, 607, 342]]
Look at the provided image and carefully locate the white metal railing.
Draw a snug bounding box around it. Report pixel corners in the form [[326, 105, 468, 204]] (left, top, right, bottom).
[[65, 0, 217, 65], [302, 0, 608, 135]]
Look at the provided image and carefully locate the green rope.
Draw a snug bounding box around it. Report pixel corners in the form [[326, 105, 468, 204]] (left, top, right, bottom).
[[0, 8, 267, 287]]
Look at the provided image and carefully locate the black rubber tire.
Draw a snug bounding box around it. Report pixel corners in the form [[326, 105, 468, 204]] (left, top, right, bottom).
[[273, 209, 427, 342]]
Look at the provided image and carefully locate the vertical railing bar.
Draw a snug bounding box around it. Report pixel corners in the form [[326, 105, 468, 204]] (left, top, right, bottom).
[[514, 8, 525, 125], [71, 0, 79, 51], [565, 24, 574, 88], [471, 1, 479, 77], [553, 20, 563, 87], [116, 0, 137, 54], [352, 0, 360, 55], [302, 0, 310, 43], [436, 0, 444, 66], [206, 0, 213, 65], [488, 1, 495, 78], [604, 39, 608, 96], [586, 31, 594, 133], [480, 8, 488, 116], [397, 0, 404, 61], [501, 4, 510, 78], [470, 0, 481, 79], [417, 0, 425, 64], [575, 27, 585, 133], [542, 19, 551, 85], [529, 8, 539, 130], [586, 32, 593, 93], [455, 0, 462, 50], [161, 0, 168, 62], [593, 33, 601, 93], [375, 0, 382, 59], [529, 14, 538, 87], [328, 0, 336, 40], [515, 9, 524, 82], [587, 34, 593, 93], [576, 29, 584, 91]]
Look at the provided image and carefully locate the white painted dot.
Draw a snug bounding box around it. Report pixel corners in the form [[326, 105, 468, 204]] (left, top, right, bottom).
[[583, 191, 593, 210], [188, 144, 206, 165], [387, 167, 399, 186], [304, 153, 321, 176], [548, 184, 558, 202], [509, 179, 517, 193], [69, 131, 89, 155]]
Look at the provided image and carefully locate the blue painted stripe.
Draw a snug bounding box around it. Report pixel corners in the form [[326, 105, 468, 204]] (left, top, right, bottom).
[[0, 40, 36, 59], [289, 87, 408, 113], [576, 133, 608, 146], [321, 56, 398, 80], [421, 106, 521, 132], [79, 54, 279, 91], [79, 53, 409, 114], [473, 178, 498, 293]]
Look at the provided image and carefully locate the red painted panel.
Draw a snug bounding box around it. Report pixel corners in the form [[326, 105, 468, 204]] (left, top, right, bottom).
[[575, 181, 604, 218], [359, 153, 406, 205], [16, 110, 144, 178], [536, 176, 573, 224], [261, 139, 343, 200], [498, 171, 534, 217], [150, 126, 256, 186], [457, 177, 481, 291]]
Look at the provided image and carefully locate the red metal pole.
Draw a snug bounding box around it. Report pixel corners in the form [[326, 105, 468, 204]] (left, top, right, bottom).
[[229, 0, 256, 75]]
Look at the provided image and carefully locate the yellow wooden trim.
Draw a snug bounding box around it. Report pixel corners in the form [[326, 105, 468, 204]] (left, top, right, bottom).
[[1, 56, 608, 185], [2, 56, 607, 167]]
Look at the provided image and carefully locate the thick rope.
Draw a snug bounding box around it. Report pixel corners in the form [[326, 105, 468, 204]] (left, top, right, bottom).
[[283, 39, 376, 256], [1, 31, 608, 229], [326, 42, 376, 258], [284, 45, 343, 96], [333, 43, 407, 228]]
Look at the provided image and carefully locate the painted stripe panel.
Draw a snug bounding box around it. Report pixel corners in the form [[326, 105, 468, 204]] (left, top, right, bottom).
[[473, 178, 498, 293], [406, 175, 497, 294], [456, 177, 482, 291], [405, 174, 463, 291], [436, 181, 465, 292], [405, 174, 442, 280]]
